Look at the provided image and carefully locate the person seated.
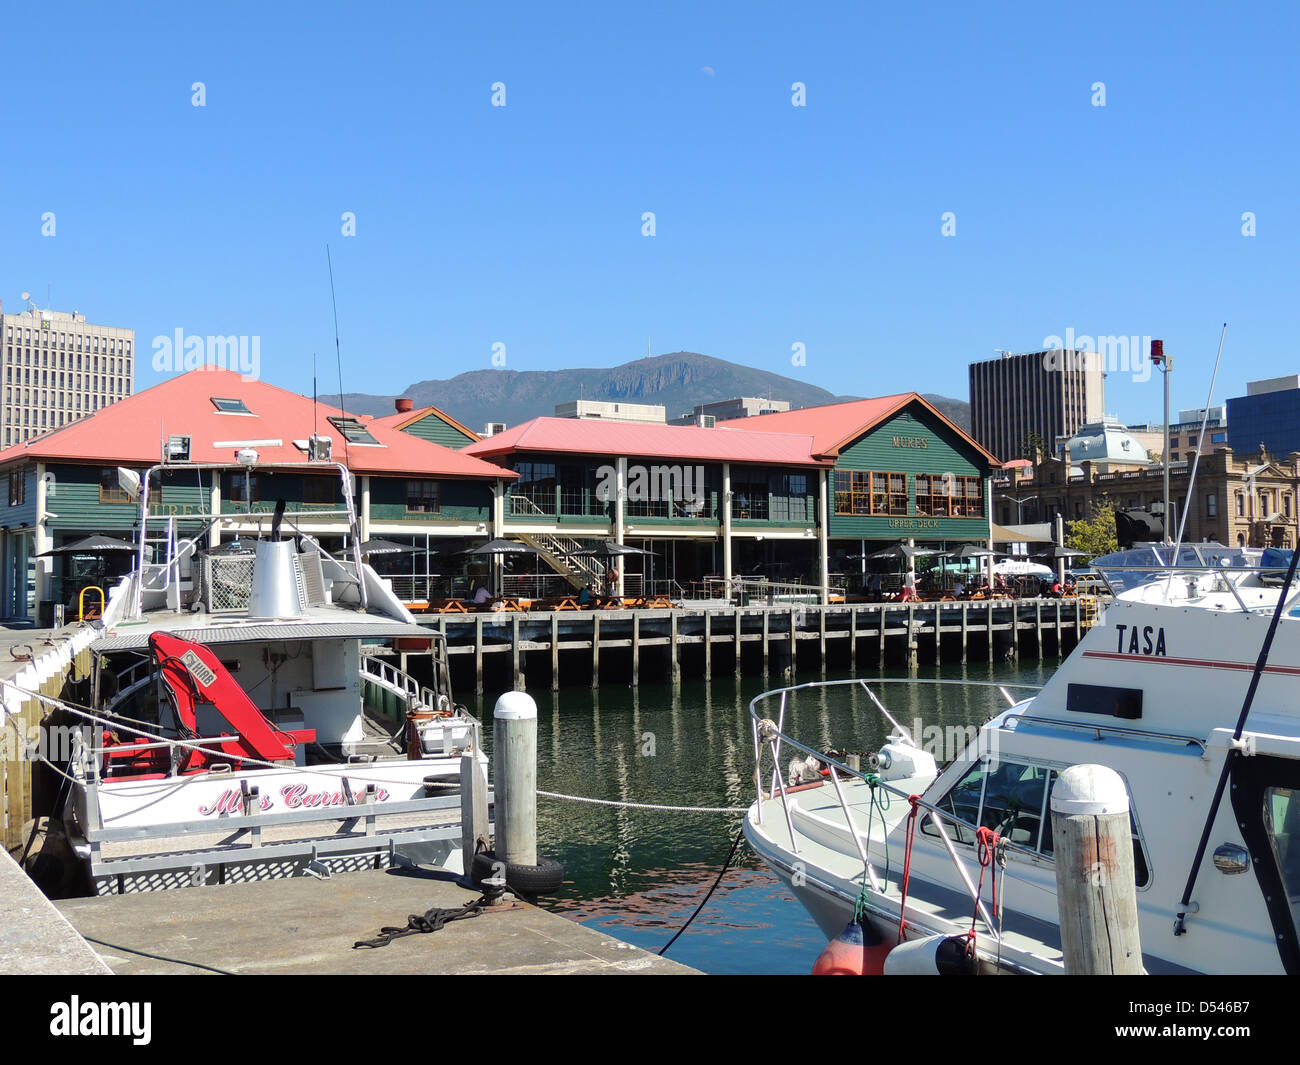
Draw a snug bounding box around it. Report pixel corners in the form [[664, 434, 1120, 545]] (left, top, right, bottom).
[[953, 580, 966, 598], [472, 583, 492, 605], [1049, 579, 1062, 598], [578, 584, 593, 606]]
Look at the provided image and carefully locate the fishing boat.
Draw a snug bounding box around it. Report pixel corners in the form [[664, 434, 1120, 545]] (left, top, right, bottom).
[[745, 543, 1300, 974], [35, 457, 487, 896]]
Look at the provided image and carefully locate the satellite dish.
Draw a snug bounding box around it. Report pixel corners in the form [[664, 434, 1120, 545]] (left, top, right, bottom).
[[116, 467, 142, 500]]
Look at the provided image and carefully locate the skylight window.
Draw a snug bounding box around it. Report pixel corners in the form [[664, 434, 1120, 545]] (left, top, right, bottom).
[[211, 397, 252, 414], [327, 416, 379, 445]]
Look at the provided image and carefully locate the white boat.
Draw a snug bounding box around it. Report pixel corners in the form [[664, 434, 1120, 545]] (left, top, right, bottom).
[[745, 544, 1300, 974], [37, 459, 487, 896]]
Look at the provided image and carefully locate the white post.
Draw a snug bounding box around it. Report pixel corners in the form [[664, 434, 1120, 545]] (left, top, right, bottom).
[[1055, 512, 1066, 586], [1050, 764, 1143, 974], [34, 462, 51, 614], [493, 691, 537, 867], [818, 468, 830, 606], [614, 457, 627, 596], [722, 461, 733, 595], [359, 475, 371, 543], [209, 480, 221, 548]]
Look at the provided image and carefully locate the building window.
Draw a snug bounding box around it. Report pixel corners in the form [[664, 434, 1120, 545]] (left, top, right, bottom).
[[99, 468, 134, 503], [8, 468, 24, 506], [228, 472, 259, 504], [1236, 492, 1244, 517], [301, 476, 338, 505], [406, 480, 441, 513], [211, 396, 252, 414], [327, 416, 379, 445], [834, 471, 871, 515], [915, 474, 948, 516], [1206, 493, 1218, 518]]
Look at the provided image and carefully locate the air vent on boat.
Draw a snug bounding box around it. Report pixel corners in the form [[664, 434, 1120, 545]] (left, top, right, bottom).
[[299, 549, 326, 606], [248, 540, 309, 618]]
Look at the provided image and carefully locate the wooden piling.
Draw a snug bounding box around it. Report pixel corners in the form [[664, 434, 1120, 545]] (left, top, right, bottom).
[[511, 614, 522, 690], [704, 610, 712, 680], [818, 609, 826, 670], [631, 613, 640, 686], [849, 607, 857, 670], [1050, 764, 1143, 974], [960, 603, 968, 664], [986, 600, 994, 662], [734, 608, 742, 679], [1055, 600, 1063, 657], [459, 750, 490, 876], [762, 610, 770, 674], [1035, 600, 1043, 659], [591, 615, 601, 688], [879, 606, 886, 666], [934, 603, 941, 658], [474, 616, 483, 695], [669, 611, 680, 683], [551, 614, 560, 691]]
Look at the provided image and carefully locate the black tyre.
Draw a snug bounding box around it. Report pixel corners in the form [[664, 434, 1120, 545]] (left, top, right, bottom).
[[471, 849, 565, 897]]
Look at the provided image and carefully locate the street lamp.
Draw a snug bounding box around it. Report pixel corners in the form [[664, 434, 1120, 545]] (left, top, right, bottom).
[[998, 494, 1038, 524], [1151, 339, 1171, 542]]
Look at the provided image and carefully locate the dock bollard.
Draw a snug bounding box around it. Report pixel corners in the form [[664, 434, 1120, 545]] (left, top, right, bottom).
[[493, 691, 537, 867], [1050, 764, 1143, 974]]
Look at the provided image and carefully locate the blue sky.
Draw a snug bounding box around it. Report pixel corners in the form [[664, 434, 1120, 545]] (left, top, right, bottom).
[[2, 2, 1296, 424]]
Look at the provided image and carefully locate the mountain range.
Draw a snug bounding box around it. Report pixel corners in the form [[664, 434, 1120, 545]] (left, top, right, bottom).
[[324, 351, 970, 435]]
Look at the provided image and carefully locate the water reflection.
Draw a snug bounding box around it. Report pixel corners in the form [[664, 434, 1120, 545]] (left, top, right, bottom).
[[472, 660, 1048, 974]]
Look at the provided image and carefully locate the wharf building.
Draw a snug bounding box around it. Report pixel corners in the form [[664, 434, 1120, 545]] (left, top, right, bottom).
[[0, 374, 1001, 623]]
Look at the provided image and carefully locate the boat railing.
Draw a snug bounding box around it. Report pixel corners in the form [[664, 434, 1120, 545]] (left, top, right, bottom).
[[748, 676, 1045, 939], [358, 649, 481, 756]]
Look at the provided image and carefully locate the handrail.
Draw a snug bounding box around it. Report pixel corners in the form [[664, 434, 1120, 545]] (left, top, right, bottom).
[[749, 676, 1045, 940], [1009, 713, 1207, 752]]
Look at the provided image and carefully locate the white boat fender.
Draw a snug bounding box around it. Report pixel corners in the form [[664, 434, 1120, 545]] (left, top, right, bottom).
[[883, 934, 978, 975]]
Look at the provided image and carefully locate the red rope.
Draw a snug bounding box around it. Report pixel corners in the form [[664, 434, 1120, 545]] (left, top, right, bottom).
[[969, 826, 1001, 957], [896, 795, 922, 943]]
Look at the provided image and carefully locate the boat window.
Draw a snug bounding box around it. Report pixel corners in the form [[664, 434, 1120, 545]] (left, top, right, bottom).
[[1263, 788, 1300, 934], [922, 761, 1151, 884], [923, 759, 1052, 849], [1039, 770, 1151, 888]]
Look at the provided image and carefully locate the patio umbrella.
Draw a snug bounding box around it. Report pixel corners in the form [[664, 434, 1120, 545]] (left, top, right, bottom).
[[947, 544, 997, 559], [862, 544, 941, 562], [358, 538, 418, 556], [37, 534, 136, 557], [561, 541, 656, 558], [458, 538, 540, 557]]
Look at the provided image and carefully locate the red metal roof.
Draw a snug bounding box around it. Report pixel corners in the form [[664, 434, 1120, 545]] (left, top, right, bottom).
[[720, 393, 1002, 467], [462, 416, 831, 467], [0, 368, 514, 479]]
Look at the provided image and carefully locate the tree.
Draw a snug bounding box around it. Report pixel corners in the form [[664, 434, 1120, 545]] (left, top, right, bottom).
[[1067, 499, 1118, 559]]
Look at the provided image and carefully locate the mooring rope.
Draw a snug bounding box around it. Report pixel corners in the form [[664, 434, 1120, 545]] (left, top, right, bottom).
[[536, 789, 747, 814]]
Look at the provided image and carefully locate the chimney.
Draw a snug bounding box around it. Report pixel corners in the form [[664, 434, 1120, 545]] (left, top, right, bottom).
[[395, 397, 414, 413]]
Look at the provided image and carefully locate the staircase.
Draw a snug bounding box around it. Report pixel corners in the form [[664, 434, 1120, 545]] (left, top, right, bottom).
[[507, 496, 604, 589]]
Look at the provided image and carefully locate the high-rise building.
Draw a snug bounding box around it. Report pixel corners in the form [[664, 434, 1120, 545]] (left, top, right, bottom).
[[1227, 376, 1300, 460], [1, 299, 134, 448], [969, 349, 1105, 463]]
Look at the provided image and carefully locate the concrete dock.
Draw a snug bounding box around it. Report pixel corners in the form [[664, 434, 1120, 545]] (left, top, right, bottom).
[[0, 848, 110, 975], [58, 866, 697, 975]]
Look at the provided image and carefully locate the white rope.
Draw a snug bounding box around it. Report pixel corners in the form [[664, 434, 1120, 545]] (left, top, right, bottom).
[[536, 789, 746, 814]]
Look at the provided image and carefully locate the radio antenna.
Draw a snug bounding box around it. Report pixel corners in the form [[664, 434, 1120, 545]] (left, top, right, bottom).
[[326, 246, 351, 469]]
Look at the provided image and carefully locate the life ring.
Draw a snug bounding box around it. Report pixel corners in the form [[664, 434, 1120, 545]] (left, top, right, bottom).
[[434, 693, 453, 718], [470, 849, 565, 897]]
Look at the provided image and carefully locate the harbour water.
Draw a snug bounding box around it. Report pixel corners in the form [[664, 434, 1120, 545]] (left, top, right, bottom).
[[472, 659, 1053, 975]]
